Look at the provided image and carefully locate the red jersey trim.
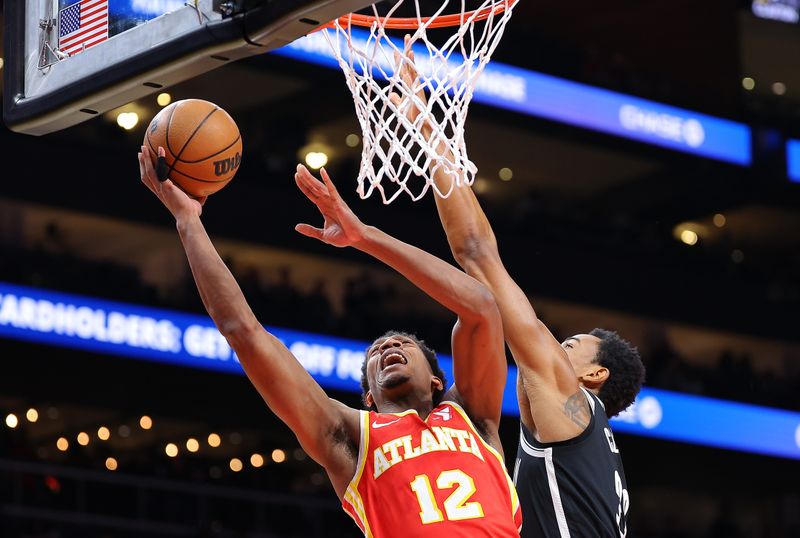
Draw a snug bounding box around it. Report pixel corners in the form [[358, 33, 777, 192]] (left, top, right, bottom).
[[445, 401, 522, 529], [342, 410, 373, 537]]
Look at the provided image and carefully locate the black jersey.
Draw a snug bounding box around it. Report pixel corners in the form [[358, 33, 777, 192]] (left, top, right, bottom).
[[514, 387, 630, 538]]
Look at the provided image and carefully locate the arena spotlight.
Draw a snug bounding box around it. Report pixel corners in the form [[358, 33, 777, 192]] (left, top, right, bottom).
[[680, 230, 699, 246], [229, 458, 243, 472], [56, 437, 69, 451], [186, 438, 200, 453], [742, 77, 755, 91], [157, 92, 172, 107], [272, 449, 286, 463], [498, 167, 513, 181], [26, 408, 39, 422], [0, 57, 4, 70], [139, 416, 153, 430], [77, 432, 90, 446], [345, 133, 360, 147], [5, 414, 18, 428], [250, 453, 265, 468], [208, 433, 222, 448], [673, 223, 701, 246], [305, 151, 329, 170], [772, 82, 787, 95], [116, 112, 139, 130], [165, 443, 179, 457], [97, 426, 110, 441], [105, 457, 118, 471], [713, 214, 726, 228]]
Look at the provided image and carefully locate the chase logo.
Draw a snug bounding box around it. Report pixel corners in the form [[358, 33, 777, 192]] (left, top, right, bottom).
[[619, 105, 706, 148], [213, 152, 241, 177]]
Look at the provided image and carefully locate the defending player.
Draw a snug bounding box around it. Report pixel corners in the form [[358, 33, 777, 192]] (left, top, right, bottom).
[[138, 146, 521, 537], [391, 46, 645, 537]]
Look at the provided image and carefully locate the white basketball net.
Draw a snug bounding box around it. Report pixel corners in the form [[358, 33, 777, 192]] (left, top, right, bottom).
[[323, 1, 516, 204]]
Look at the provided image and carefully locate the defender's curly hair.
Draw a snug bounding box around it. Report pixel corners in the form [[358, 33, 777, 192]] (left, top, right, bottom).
[[360, 330, 447, 411], [590, 328, 645, 417]]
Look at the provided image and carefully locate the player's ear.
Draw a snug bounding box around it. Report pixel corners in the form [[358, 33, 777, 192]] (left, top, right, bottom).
[[431, 376, 443, 393], [580, 365, 609, 389], [363, 391, 375, 409]]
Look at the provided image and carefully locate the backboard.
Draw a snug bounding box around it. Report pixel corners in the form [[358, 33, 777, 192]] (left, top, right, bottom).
[[3, 0, 374, 135]]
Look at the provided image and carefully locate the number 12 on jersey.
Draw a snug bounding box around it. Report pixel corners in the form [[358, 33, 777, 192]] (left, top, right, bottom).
[[410, 469, 485, 524]]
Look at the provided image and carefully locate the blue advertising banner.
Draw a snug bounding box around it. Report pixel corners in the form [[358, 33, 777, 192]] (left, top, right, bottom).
[[274, 30, 752, 165], [1, 282, 797, 460], [788, 139, 800, 182]]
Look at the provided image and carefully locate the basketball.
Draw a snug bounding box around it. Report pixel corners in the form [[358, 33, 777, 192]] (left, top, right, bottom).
[[144, 99, 242, 198]]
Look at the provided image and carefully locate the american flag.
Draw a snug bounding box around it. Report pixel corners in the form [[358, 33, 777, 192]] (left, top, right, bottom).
[[58, 0, 109, 56]]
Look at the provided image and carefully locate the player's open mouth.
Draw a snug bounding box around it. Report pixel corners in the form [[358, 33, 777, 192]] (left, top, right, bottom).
[[380, 350, 407, 371]]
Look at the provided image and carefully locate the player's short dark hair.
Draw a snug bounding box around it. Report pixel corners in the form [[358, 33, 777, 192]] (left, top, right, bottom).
[[589, 328, 645, 418], [361, 330, 447, 411]]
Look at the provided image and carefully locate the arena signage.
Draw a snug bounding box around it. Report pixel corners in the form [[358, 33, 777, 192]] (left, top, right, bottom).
[[788, 139, 800, 182], [274, 30, 752, 166], [752, 0, 800, 23], [0, 282, 797, 460]]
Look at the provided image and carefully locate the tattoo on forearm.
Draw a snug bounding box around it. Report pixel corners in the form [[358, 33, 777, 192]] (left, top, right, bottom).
[[563, 391, 590, 429]]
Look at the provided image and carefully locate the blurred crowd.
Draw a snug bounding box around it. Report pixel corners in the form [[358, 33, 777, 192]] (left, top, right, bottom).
[[1, 240, 798, 411]]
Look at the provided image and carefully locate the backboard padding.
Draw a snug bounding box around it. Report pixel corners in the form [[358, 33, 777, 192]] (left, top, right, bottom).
[[3, 0, 375, 135]]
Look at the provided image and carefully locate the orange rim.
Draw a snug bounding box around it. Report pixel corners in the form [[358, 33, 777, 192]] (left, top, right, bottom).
[[323, 0, 517, 30]]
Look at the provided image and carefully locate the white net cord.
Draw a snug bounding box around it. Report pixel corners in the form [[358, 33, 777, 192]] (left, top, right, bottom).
[[323, 1, 517, 204]]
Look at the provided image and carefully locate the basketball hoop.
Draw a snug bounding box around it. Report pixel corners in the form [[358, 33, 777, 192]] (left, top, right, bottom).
[[326, 0, 516, 29], [322, 1, 518, 203]]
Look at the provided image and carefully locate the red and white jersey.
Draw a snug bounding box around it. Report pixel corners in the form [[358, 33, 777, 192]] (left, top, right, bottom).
[[342, 401, 522, 537]]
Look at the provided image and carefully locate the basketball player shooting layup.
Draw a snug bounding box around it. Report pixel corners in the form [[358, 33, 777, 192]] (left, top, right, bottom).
[[138, 146, 521, 536], [391, 47, 646, 537]]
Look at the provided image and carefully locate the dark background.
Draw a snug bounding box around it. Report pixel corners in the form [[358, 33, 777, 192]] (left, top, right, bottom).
[[1, 1, 799, 537]]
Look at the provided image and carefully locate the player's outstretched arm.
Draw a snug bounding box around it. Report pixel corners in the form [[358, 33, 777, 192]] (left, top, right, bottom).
[[392, 44, 585, 441], [138, 147, 359, 495], [294, 165, 506, 430]]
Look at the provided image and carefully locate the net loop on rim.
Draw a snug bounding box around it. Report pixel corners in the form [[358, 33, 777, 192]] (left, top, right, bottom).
[[322, 1, 517, 204]]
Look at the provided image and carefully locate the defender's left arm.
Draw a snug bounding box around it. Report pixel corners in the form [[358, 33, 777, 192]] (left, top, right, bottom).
[[294, 165, 507, 426]]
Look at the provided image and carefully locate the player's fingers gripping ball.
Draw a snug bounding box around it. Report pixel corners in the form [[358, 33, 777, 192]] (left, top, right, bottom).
[[144, 99, 242, 197]]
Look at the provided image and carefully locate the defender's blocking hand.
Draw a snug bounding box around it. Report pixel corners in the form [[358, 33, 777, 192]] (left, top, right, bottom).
[[294, 165, 367, 248]]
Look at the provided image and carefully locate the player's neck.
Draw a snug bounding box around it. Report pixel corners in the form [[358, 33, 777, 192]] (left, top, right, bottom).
[[376, 396, 435, 419]]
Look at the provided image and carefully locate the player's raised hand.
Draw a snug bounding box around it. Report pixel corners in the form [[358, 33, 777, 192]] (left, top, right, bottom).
[[390, 34, 431, 134], [294, 164, 366, 248], [139, 145, 206, 221]]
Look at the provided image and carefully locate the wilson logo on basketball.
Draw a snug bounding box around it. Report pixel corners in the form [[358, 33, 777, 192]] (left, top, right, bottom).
[[213, 152, 241, 176]]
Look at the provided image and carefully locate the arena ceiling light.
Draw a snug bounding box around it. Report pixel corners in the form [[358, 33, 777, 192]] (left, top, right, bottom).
[[186, 438, 200, 453], [156, 93, 172, 107], [116, 112, 139, 130]]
